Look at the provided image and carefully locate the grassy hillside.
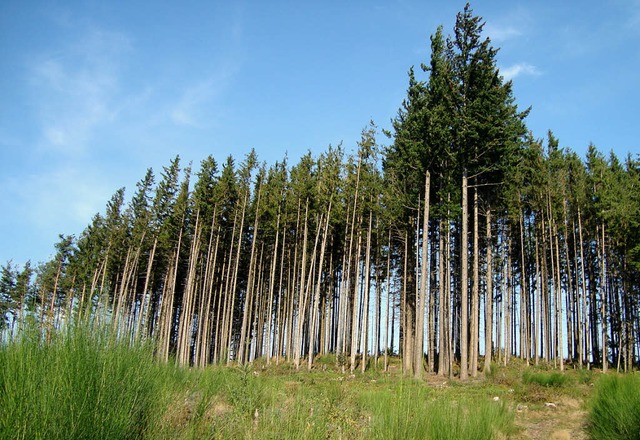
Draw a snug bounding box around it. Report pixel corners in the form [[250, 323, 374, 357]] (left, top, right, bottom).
[[0, 323, 635, 439]]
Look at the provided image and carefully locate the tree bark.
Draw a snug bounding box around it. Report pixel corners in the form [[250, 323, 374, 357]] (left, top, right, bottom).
[[460, 172, 469, 380], [415, 171, 430, 378], [484, 209, 493, 374]]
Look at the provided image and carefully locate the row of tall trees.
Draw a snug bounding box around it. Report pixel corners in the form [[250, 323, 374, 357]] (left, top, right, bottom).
[[2, 4, 639, 376]]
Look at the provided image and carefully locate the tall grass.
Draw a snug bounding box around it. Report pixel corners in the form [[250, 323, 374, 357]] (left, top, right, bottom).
[[0, 323, 519, 439], [522, 370, 571, 387], [588, 374, 640, 440], [363, 382, 516, 439], [0, 322, 163, 439]]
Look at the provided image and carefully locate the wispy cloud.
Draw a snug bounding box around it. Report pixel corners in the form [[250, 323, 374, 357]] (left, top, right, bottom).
[[29, 28, 131, 155], [169, 65, 237, 128], [3, 164, 113, 242], [485, 24, 522, 43], [500, 63, 541, 81], [484, 5, 532, 43], [170, 77, 224, 127]]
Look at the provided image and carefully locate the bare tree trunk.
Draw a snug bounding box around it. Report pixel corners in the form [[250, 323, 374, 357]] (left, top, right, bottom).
[[373, 218, 382, 370], [274, 227, 287, 364], [401, 229, 414, 377], [446, 218, 453, 378], [350, 230, 363, 373], [158, 226, 183, 362], [470, 186, 479, 377], [265, 211, 281, 365], [484, 210, 493, 374], [554, 222, 564, 371], [198, 222, 220, 367], [137, 236, 157, 340], [176, 210, 201, 366], [600, 223, 608, 373], [238, 183, 263, 364], [309, 202, 333, 371], [519, 209, 529, 365], [361, 209, 373, 373], [293, 200, 311, 369], [384, 230, 392, 372], [438, 221, 447, 376], [577, 207, 588, 368], [534, 228, 541, 365], [415, 171, 430, 378], [460, 172, 469, 380], [428, 227, 437, 374]]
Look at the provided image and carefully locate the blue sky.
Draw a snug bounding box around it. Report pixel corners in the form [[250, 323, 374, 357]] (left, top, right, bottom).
[[1, 0, 639, 267]]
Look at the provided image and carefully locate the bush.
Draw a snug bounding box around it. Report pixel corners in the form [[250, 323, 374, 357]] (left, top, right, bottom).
[[588, 374, 640, 440]]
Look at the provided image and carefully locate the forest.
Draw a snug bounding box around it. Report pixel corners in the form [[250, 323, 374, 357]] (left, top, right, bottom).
[[1, 4, 639, 381]]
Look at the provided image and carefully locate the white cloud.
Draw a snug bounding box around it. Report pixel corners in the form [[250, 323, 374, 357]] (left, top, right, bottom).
[[29, 28, 130, 155], [500, 63, 541, 81], [485, 24, 522, 43], [169, 67, 236, 128], [0, 153, 120, 264], [484, 5, 532, 43]]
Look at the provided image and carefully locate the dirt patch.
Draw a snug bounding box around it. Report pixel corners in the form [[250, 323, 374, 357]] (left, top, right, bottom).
[[515, 397, 588, 440]]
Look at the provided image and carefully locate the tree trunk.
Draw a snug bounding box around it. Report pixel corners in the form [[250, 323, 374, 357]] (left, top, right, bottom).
[[238, 183, 263, 364], [415, 171, 430, 378], [361, 209, 373, 373], [384, 230, 392, 372], [460, 172, 469, 380], [308, 202, 333, 371], [484, 209, 493, 374], [470, 185, 479, 377]]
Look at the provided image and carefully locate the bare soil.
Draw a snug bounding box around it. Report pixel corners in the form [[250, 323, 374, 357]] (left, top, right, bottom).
[[514, 396, 589, 440]]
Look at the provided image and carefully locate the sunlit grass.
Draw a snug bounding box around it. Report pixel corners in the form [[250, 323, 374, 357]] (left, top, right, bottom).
[[362, 383, 516, 440], [0, 322, 162, 439], [522, 370, 572, 387], [587, 374, 640, 440], [0, 325, 614, 439]]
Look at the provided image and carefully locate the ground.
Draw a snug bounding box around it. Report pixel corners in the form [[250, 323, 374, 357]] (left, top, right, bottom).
[[515, 396, 588, 440], [419, 360, 594, 440]]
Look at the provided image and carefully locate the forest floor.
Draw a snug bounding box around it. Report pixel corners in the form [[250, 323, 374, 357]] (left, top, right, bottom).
[[417, 375, 589, 440], [190, 355, 598, 439], [515, 397, 588, 440], [409, 359, 595, 440]]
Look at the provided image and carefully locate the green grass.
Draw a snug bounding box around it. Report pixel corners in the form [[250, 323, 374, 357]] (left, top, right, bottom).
[[588, 374, 640, 440], [362, 384, 516, 440], [0, 322, 163, 439], [522, 370, 572, 387], [2, 324, 618, 439]]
